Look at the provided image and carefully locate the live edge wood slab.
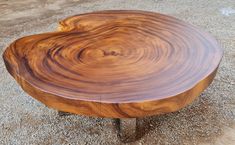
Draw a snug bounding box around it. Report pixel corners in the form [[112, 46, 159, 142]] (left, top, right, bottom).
[[3, 10, 223, 142]]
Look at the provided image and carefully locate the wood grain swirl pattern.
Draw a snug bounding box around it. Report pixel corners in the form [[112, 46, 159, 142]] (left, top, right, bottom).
[[3, 10, 223, 118]]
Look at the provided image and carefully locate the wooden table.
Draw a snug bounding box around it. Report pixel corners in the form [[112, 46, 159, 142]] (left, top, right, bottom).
[[3, 10, 223, 142]]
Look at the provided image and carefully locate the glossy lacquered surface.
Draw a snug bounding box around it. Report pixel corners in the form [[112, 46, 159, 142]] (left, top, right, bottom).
[[3, 10, 223, 118]]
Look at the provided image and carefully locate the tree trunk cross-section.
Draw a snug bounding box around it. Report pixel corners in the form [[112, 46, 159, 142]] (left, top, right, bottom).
[[3, 10, 223, 118]]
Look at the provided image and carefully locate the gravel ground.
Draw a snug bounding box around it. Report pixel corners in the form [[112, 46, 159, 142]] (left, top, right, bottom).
[[0, 0, 235, 144]]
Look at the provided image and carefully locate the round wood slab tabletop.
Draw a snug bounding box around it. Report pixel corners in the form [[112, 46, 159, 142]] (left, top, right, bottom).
[[3, 10, 223, 118]]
